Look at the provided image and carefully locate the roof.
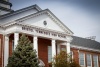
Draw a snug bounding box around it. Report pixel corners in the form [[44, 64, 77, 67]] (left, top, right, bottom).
[[0, 4, 73, 35], [71, 36, 100, 50], [0, 4, 42, 19]]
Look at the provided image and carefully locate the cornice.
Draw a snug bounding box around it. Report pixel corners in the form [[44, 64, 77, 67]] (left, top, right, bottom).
[[0, 6, 14, 12], [15, 9, 73, 35], [1, 21, 68, 36], [1, 9, 73, 35], [71, 45, 100, 53], [0, 0, 12, 7], [46, 9, 74, 35], [16, 23, 68, 35], [0, 4, 41, 19]]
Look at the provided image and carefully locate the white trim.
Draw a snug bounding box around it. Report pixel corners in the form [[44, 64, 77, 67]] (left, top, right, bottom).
[[51, 39, 56, 58], [33, 36, 38, 57], [93, 55, 99, 67], [86, 54, 92, 67], [14, 33, 19, 50], [71, 45, 100, 52], [67, 42, 70, 54], [79, 52, 85, 67], [48, 46, 52, 63], [1, 9, 73, 35], [4, 35, 9, 67]]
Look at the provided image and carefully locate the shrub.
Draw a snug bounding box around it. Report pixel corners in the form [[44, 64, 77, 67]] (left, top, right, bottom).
[[7, 34, 39, 67]]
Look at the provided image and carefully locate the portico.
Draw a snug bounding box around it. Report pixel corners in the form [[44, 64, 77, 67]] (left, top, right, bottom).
[[3, 22, 72, 67]]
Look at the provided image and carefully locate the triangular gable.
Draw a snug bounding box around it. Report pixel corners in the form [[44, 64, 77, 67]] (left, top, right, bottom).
[[16, 9, 73, 35]]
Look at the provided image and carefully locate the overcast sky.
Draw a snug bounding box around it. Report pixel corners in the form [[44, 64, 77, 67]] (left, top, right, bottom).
[[9, 0, 100, 42]]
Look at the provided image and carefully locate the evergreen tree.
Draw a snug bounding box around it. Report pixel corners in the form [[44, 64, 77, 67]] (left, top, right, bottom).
[[7, 34, 39, 67]]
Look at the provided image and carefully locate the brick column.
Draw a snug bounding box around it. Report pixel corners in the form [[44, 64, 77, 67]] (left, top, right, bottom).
[[4, 35, 9, 67]]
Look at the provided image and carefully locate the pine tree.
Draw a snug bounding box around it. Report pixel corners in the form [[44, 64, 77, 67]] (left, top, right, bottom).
[[7, 34, 39, 67]]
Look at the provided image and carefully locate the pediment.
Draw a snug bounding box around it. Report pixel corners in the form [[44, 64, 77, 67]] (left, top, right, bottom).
[[16, 9, 73, 35]]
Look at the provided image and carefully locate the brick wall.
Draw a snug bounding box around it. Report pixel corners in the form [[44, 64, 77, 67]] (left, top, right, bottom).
[[71, 47, 100, 67], [0, 34, 3, 67], [38, 38, 51, 67]]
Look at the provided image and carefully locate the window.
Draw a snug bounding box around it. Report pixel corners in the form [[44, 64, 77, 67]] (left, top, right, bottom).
[[86, 54, 92, 67], [79, 52, 85, 66], [0, 39, 1, 58], [48, 46, 52, 63], [93, 55, 98, 67]]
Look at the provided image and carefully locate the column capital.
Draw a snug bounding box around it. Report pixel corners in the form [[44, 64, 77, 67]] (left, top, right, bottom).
[[33, 36, 38, 40], [51, 39, 56, 43], [5, 35, 9, 41]]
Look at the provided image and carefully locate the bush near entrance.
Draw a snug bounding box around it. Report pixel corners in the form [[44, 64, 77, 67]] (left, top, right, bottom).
[[51, 51, 81, 67], [7, 34, 39, 67]]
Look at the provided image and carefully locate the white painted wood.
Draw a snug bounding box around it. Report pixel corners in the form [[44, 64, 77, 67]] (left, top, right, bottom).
[[4, 35, 9, 67], [67, 42, 70, 54], [21, 14, 65, 32], [33, 36, 38, 57], [14, 33, 19, 50], [51, 39, 56, 58]]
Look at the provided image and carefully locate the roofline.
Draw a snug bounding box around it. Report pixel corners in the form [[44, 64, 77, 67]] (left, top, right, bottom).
[[0, 0, 12, 7], [46, 9, 74, 34], [0, 4, 42, 19], [0, 6, 14, 12], [71, 45, 100, 52], [72, 35, 100, 43]]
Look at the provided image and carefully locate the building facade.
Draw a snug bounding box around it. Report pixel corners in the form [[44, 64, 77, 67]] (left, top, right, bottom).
[[0, 0, 100, 67]]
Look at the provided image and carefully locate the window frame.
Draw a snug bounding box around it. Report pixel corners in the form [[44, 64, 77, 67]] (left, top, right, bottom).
[[86, 54, 92, 67], [93, 55, 99, 67], [48, 46, 52, 63], [79, 52, 85, 67]]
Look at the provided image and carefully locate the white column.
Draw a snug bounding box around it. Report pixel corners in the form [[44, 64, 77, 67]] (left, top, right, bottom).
[[4, 35, 9, 67], [52, 39, 56, 58], [66, 41, 71, 54], [14, 33, 19, 50], [33, 36, 38, 57]]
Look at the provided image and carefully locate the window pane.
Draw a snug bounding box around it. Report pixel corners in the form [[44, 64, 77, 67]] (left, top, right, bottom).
[[87, 54, 91, 66], [48, 46, 52, 63], [79, 53, 84, 66], [80, 60, 84, 65], [93, 55, 98, 67]]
